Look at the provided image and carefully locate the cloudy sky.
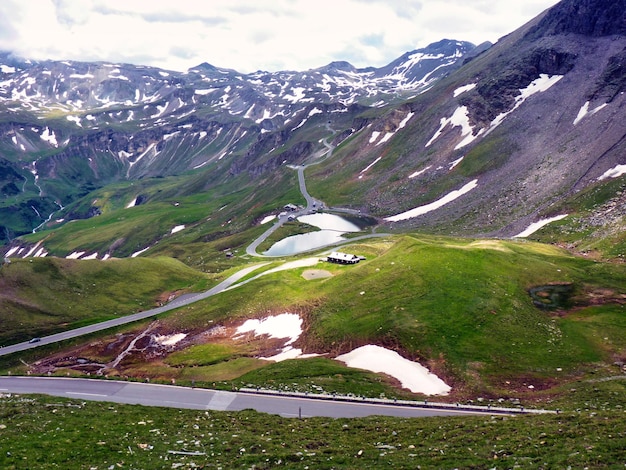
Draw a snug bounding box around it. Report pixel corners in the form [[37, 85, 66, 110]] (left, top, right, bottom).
[[0, 0, 560, 73]]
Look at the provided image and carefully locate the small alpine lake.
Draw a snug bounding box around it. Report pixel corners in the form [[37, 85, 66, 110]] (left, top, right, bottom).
[[263, 213, 364, 256]]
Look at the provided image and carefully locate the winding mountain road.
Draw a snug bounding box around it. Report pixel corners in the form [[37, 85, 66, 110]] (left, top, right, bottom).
[[0, 376, 532, 418], [0, 125, 387, 357], [0, 263, 269, 357], [0, 177, 556, 421], [0, 126, 417, 420], [246, 125, 387, 257], [245, 129, 332, 257]]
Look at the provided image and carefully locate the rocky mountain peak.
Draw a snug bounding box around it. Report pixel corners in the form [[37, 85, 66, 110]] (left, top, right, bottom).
[[2, 0, 626, 261], [190, 62, 220, 72], [316, 61, 358, 73], [529, 0, 626, 37], [0, 38, 483, 244]]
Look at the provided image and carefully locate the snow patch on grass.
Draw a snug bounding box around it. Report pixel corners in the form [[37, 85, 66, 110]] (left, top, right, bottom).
[[359, 157, 382, 178], [377, 132, 394, 146], [449, 156, 464, 170], [336, 345, 451, 395], [397, 111, 414, 129], [514, 214, 568, 238], [236, 313, 302, 346], [154, 333, 187, 346], [369, 131, 381, 144], [131, 246, 151, 258], [234, 313, 318, 362], [408, 165, 431, 179]]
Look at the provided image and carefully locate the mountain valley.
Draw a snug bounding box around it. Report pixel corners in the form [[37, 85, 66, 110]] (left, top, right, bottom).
[[0, 0, 625, 424], [1, 1, 626, 467]]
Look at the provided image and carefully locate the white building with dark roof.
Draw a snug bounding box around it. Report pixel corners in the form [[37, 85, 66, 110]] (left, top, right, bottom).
[[327, 251, 360, 264]]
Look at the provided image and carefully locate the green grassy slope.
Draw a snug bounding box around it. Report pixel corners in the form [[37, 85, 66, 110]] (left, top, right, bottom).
[[14, 166, 303, 263], [1, 395, 625, 469], [23, 234, 620, 402], [1, 233, 625, 406], [308, 236, 626, 390], [0, 257, 210, 346], [1, 232, 626, 470]]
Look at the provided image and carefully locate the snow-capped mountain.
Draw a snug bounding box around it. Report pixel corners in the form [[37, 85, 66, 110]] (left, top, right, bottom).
[[0, 39, 478, 122], [1, 0, 625, 261], [340, 0, 626, 239], [0, 40, 481, 243]]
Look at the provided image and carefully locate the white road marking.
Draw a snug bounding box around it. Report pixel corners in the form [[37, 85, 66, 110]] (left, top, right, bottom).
[[66, 392, 108, 397], [207, 391, 237, 410]]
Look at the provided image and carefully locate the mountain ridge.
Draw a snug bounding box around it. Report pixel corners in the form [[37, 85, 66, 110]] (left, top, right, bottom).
[[0, 39, 481, 246], [1, 0, 625, 261]]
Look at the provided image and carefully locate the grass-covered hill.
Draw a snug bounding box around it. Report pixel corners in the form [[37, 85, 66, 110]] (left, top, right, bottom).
[[527, 176, 626, 260], [2, 231, 626, 469], [3, 234, 625, 407], [0, 256, 210, 346]]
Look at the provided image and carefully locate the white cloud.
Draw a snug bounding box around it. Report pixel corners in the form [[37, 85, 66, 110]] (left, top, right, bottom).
[[0, 0, 559, 73]]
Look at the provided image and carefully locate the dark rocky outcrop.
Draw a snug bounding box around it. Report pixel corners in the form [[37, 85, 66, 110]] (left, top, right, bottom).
[[528, 0, 626, 37], [66, 205, 102, 221], [588, 47, 626, 102], [460, 47, 577, 125]]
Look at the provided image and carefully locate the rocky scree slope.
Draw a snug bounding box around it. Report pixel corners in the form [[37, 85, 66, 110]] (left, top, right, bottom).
[[313, 0, 626, 240]]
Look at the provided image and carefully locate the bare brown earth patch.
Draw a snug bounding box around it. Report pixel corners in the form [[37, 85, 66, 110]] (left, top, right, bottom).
[[155, 290, 183, 305], [28, 310, 316, 381], [302, 269, 332, 280], [529, 282, 626, 314]]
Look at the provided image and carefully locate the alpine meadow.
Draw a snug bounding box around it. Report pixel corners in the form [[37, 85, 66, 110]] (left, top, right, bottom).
[[1, 0, 626, 468]]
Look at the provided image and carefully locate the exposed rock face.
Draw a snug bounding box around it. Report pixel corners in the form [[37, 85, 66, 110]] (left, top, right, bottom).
[[66, 205, 102, 220], [461, 47, 577, 125], [530, 0, 626, 37], [314, 0, 626, 240], [589, 47, 626, 101]]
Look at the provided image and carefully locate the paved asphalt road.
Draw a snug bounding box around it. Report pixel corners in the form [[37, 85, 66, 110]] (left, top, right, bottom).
[[244, 135, 327, 257], [245, 125, 388, 257], [0, 125, 408, 419], [0, 126, 390, 356], [0, 377, 501, 419], [0, 263, 268, 357]]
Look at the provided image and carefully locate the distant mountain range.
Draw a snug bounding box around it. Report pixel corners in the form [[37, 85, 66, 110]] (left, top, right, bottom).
[[0, 39, 485, 243], [1, 0, 625, 261]]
